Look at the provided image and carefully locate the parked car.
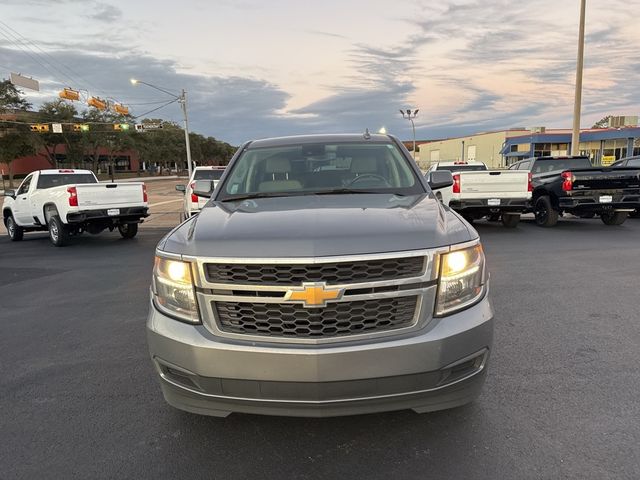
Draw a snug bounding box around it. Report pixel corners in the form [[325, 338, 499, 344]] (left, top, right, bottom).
[[3, 169, 149, 246], [426, 161, 532, 228], [612, 156, 640, 218], [147, 133, 494, 418], [509, 156, 640, 227], [175, 166, 226, 220]]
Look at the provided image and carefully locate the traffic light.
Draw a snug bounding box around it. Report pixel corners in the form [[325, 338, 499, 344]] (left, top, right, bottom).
[[59, 88, 80, 101], [81, 124, 90, 132], [73, 124, 90, 132], [30, 124, 50, 133], [87, 96, 107, 110], [113, 103, 129, 115], [114, 123, 130, 131]]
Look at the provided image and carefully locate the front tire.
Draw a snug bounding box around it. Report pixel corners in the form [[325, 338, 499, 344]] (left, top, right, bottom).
[[118, 222, 138, 239], [600, 211, 628, 226], [6, 215, 24, 241], [48, 215, 69, 247], [534, 195, 559, 227], [501, 213, 520, 228]]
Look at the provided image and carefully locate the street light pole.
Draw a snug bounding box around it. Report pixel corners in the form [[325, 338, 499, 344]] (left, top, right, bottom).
[[179, 89, 193, 179], [400, 109, 419, 159], [130, 79, 193, 178], [571, 0, 587, 156]]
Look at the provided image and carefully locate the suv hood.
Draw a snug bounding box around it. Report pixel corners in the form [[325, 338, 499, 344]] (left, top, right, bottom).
[[160, 194, 475, 258]]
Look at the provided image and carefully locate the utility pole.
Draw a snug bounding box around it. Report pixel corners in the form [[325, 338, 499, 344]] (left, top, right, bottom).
[[179, 89, 193, 179], [571, 0, 587, 156], [399, 109, 419, 159]]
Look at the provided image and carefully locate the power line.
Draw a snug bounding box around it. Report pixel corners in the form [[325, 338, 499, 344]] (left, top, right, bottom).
[[0, 27, 67, 87], [133, 99, 179, 119], [0, 20, 107, 97]]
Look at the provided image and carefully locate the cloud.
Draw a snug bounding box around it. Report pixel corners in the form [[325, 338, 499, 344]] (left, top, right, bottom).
[[85, 3, 122, 23]]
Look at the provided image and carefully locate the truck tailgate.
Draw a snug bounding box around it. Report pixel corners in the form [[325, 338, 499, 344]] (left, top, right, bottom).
[[458, 171, 530, 198], [76, 183, 145, 207], [571, 168, 640, 190]]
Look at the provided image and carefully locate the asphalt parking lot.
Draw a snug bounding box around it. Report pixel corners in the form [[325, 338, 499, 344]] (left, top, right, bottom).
[[1, 217, 639, 479]]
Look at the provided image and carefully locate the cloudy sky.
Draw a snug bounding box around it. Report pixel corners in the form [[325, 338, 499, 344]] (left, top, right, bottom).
[[1, 0, 639, 145]]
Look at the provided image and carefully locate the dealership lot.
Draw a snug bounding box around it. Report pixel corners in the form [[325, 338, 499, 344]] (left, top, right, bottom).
[[1, 217, 639, 479]]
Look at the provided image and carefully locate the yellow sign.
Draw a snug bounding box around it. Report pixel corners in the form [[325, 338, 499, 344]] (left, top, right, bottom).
[[285, 283, 343, 308], [602, 155, 616, 166]]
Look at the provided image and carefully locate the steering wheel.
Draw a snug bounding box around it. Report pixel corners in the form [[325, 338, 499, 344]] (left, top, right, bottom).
[[348, 174, 391, 188]]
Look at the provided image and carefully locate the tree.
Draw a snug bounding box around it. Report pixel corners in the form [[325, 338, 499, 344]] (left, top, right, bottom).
[[0, 79, 32, 113], [0, 123, 37, 187], [36, 100, 79, 167], [592, 115, 612, 129]]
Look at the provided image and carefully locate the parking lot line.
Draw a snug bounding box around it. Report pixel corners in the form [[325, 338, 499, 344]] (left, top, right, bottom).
[[149, 199, 183, 207]]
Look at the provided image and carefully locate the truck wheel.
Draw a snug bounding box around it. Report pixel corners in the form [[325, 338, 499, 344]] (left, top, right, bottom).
[[501, 213, 520, 228], [6, 215, 24, 241], [118, 223, 138, 239], [48, 215, 69, 247], [534, 196, 559, 227], [600, 211, 628, 226]]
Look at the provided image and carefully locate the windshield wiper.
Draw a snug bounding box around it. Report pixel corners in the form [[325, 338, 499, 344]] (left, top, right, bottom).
[[218, 192, 299, 202], [314, 188, 405, 196]]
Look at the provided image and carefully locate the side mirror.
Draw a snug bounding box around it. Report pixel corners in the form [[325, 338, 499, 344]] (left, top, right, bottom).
[[192, 180, 214, 198], [427, 171, 454, 190], [175, 184, 186, 193], [4, 189, 16, 198]]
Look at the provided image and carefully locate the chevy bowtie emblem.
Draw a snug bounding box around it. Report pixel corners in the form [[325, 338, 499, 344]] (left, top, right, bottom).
[[285, 283, 344, 308]]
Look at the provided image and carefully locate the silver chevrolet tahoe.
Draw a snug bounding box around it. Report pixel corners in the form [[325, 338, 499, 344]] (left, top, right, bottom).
[[147, 133, 494, 417]]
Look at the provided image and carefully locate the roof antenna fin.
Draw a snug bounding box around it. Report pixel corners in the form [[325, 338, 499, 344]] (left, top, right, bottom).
[[363, 128, 371, 140]]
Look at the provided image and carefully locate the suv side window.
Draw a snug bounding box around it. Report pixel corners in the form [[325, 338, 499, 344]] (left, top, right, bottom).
[[627, 158, 640, 167], [17, 175, 33, 195], [519, 161, 532, 171]]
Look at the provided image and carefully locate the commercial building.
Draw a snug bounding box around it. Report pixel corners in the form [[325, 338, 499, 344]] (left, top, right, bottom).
[[414, 121, 640, 169], [414, 129, 530, 169]]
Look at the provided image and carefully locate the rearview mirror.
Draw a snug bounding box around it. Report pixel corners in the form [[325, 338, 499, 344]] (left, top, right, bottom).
[[427, 171, 454, 190], [192, 180, 214, 198], [175, 184, 186, 193], [4, 189, 16, 198]]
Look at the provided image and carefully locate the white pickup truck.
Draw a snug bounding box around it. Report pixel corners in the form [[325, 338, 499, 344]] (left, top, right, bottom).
[[3, 169, 149, 246], [426, 161, 532, 227]]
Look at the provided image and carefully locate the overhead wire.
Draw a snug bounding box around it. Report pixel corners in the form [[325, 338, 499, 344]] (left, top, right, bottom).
[[0, 27, 67, 87], [0, 22, 173, 120], [0, 20, 108, 98]]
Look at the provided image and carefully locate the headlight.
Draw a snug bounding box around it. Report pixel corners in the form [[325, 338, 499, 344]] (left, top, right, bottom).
[[435, 243, 486, 316], [152, 257, 200, 323]]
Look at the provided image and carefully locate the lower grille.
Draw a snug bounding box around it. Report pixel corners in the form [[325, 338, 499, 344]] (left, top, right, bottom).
[[214, 296, 418, 338]]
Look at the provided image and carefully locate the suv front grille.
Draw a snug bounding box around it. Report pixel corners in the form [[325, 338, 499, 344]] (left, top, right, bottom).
[[214, 296, 418, 338], [204, 257, 424, 285]]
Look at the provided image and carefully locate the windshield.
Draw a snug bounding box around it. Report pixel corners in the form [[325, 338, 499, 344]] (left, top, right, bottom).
[[532, 158, 592, 174], [436, 164, 487, 172], [36, 173, 97, 189], [218, 142, 424, 200], [194, 169, 225, 181]]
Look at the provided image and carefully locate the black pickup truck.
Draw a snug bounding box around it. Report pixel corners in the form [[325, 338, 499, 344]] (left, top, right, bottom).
[[509, 156, 640, 227]]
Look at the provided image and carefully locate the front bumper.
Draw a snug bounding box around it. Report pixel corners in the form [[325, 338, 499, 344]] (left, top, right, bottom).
[[147, 296, 494, 417]]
